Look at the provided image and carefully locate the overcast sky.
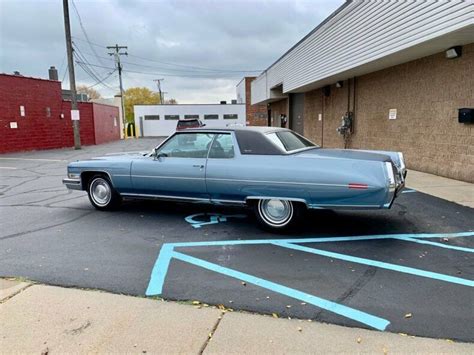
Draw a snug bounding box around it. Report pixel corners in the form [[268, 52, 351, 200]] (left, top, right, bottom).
[[0, 0, 342, 103]]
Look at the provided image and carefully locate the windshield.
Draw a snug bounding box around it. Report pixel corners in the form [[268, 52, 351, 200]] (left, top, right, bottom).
[[266, 131, 317, 152]]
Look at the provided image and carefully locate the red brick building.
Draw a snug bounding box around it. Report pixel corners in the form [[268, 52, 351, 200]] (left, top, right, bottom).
[[0, 73, 120, 154], [236, 77, 267, 126]]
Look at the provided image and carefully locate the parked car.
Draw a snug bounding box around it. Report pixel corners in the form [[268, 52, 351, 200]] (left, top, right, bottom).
[[176, 118, 205, 131], [63, 127, 406, 231]]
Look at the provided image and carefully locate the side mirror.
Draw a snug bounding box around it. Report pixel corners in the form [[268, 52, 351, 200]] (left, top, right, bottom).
[[155, 151, 168, 160]]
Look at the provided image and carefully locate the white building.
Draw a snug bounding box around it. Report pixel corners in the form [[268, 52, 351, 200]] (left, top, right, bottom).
[[134, 103, 246, 137]]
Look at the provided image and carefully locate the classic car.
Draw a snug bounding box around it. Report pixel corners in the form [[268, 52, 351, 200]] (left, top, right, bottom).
[[63, 127, 406, 231]]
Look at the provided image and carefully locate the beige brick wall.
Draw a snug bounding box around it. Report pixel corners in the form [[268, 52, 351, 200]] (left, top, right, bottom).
[[245, 77, 268, 126], [269, 98, 289, 128], [300, 44, 474, 183]]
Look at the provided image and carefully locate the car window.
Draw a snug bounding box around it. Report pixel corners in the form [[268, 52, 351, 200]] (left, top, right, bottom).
[[157, 133, 214, 158], [177, 120, 198, 128], [266, 131, 316, 152], [209, 134, 234, 159]]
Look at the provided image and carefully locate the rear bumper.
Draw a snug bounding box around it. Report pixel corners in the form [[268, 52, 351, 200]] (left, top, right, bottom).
[[62, 178, 82, 190], [384, 165, 406, 208]]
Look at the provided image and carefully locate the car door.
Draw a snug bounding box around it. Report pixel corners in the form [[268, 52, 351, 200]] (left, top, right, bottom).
[[205, 133, 245, 203], [131, 132, 215, 199]]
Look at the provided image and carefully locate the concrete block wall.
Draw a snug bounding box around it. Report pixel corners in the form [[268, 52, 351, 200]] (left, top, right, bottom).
[[91, 103, 120, 145], [0, 74, 120, 154], [271, 44, 474, 183], [0, 75, 74, 153]]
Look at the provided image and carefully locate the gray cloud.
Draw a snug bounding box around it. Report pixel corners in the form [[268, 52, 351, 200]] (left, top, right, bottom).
[[0, 0, 342, 103]]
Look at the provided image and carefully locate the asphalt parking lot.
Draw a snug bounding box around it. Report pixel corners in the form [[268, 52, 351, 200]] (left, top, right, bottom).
[[1, 138, 473, 342]]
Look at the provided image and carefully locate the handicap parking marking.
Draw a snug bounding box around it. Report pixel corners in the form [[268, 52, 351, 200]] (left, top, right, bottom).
[[146, 232, 474, 331], [184, 212, 246, 228], [172, 251, 390, 331]]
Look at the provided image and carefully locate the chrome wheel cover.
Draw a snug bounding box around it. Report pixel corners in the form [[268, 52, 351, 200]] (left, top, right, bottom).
[[90, 178, 112, 207], [258, 199, 293, 227]]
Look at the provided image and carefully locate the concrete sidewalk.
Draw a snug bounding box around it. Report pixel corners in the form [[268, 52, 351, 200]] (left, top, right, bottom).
[[406, 170, 474, 208], [1, 280, 472, 354]]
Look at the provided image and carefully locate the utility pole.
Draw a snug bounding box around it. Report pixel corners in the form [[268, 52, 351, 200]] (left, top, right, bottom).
[[154, 79, 164, 104], [62, 0, 81, 149], [107, 44, 128, 136]]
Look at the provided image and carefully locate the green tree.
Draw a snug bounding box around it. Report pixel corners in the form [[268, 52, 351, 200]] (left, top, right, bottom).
[[123, 87, 161, 122]]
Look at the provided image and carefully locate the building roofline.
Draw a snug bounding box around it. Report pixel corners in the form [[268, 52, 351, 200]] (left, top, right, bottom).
[[260, 0, 352, 74], [134, 103, 245, 107], [236, 76, 257, 87], [0, 72, 60, 83]]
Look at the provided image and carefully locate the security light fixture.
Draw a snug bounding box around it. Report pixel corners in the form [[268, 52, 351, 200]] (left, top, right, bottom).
[[446, 46, 462, 59], [336, 81, 343, 88]]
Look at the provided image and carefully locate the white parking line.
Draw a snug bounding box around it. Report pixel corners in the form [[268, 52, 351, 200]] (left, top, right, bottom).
[[0, 158, 67, 162], [0, 167, 17, 170]]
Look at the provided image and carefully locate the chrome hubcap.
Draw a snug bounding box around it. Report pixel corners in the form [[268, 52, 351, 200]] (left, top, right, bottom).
[[258, 199, 293, 227], [90, 178, 111, 206]]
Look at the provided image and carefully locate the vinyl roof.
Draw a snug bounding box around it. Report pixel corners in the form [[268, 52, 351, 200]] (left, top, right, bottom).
[[184, 126, 288, 134]]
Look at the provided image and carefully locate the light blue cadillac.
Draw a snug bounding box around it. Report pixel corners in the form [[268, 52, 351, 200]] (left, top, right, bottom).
[[63, 127, 406, 231]]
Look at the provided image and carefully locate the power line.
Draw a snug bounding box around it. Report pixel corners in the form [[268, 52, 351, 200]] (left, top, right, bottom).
[[128, 53, 263, 73], [74, 55, 116, 90], [71, 36, 263, 73], [75, 61, 248, 78], [85, 69, 117, 89], [73, 42, 109, 82], [75, 48, 259, 75], [70, 0, 106, 66]]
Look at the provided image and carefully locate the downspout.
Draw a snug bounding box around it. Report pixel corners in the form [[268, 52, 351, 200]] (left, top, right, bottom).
[[321, 90, 324, 147]]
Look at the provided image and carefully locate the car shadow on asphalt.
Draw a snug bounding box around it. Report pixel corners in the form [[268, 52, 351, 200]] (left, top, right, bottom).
[[117, 198, 413, 239]]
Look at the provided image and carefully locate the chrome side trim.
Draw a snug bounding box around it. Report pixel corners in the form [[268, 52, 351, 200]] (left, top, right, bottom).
[[121, 193, 210, 203], [131, 175, 205, 181], [211, 198, 246, 206], [246, 196, 309, 207], [308, 204, 381, 209], [207, 178, 359, 188]]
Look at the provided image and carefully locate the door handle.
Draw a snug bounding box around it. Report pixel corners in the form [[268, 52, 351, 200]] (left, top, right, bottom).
[[193, 164, 205, 169]]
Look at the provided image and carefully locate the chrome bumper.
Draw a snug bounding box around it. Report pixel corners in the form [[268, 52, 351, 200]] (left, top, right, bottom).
[[62, 178, 82, 190], [384, 163, 406, 208]]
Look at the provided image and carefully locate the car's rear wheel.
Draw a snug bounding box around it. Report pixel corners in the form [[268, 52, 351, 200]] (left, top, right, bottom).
[[87, 175, 121, 210], [254, 199, 302, 231]]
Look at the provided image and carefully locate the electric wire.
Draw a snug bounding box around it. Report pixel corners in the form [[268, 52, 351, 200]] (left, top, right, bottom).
[[71, 0, 106, 66], [71, 36, 263, 74]]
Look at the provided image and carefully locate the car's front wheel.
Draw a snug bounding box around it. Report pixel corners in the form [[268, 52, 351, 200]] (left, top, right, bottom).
[[87, 175, 121, 211], [254, 199, 302, 231]]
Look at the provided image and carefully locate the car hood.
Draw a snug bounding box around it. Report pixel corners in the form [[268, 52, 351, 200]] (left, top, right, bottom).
[[297, 148, 391, 162], [92, 151, 150, 160]]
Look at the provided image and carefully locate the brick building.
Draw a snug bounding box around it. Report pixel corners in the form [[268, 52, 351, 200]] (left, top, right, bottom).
[[0, 73, 121, 154], [251, 1, 474, 183], [236, 77, 268, 126]]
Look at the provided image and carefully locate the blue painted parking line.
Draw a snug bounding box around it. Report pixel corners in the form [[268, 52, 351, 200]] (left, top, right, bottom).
[[393, 236, 474, 253], [172, 251, 390, 331], [146, 231, 474, 330], [272, 241, 474, 287], [159, 231, 474, 248]]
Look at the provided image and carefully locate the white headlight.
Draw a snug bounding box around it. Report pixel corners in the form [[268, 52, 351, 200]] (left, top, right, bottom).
[[68, 172, 80, 179]]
